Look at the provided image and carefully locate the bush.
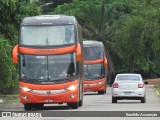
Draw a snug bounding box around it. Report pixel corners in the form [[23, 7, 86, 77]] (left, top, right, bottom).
[[0, 36, 18, 94]]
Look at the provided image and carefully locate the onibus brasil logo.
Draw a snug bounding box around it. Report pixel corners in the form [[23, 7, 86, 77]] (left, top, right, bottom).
[[1, 112, 42, 118]]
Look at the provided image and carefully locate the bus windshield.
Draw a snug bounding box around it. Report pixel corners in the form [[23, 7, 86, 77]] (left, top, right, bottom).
[[20, 25, 75, 46], [84, 47, 104, 60], [20, 53, 76, 83], [84, 63, 105, 80]]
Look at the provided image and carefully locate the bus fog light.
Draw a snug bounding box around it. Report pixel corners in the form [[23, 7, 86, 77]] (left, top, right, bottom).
[[69, 94, 76, 98], [22, 95, 29, 100]]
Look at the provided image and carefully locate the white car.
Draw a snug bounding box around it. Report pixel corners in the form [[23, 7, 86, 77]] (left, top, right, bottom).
[[112, 73, 146, 103]]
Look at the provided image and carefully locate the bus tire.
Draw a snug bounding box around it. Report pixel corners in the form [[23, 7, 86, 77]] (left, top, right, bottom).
[[24, 104, 32, 110], [98, 90, 105, 94], [78, 99, 83, 107], [35, 104, 44, 109], [67, 102, 78, 109]]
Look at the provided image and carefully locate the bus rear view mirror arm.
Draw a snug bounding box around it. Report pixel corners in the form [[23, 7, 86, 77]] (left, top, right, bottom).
[[12, 44, 18, 64]]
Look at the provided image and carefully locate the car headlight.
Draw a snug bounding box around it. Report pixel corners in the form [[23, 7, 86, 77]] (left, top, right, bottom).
[[66, 85, 78, 91], [20, 86, 32, 92]]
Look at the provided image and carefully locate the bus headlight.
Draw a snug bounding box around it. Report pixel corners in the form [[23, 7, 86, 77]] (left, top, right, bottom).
[[20, 86, 32, 92], [98, 81, 105, 85], [66, 85, 78, 91]]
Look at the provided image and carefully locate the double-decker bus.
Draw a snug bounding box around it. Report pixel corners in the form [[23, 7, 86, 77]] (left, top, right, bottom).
[[83, 41, 108, 94], [12, 15, 84, 110]]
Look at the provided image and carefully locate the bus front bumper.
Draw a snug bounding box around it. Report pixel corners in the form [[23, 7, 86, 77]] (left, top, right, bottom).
[[84, 79, 106, 92], [20, 89, 79, 104]]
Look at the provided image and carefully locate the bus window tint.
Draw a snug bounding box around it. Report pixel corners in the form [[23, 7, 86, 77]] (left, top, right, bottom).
[[48, 53, 76, 81], [21, 25, 75, 46], [20, 53, 77, 82], [84, 47, 103, 60], [84, 63, 105, 80]]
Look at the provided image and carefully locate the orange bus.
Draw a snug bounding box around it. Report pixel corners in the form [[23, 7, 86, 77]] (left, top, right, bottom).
[[12, 15, 84, 110], [83, 41, 108, 94]]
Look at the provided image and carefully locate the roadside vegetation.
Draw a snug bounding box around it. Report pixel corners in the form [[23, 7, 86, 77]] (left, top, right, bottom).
[[0, 0, 160, 94]]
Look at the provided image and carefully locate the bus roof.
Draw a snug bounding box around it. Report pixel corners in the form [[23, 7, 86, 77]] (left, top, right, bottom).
[[21, 15, 77, 26], [83, 40, 104, 48]]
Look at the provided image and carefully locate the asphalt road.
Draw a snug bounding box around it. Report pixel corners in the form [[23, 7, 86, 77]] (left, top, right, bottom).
[[0, 85, 160, 120]]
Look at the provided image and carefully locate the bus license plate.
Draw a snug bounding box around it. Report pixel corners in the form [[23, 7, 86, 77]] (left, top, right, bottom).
[[44, 99, 53, 103]]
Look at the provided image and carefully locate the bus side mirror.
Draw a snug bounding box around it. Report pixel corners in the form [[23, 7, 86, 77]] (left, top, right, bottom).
[[12, 45, 18, 64], [104, 57, 108, 68], [76, 43, 81, 62]]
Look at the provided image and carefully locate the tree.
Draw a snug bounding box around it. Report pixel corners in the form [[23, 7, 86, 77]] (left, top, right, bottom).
[[0, 0, 42, 94], [52, 0, 160, 80], [112, 7, 160, 78], [0, 36, 18, 94], [52, 0, 116, 82], [0, 0, 41, 45]]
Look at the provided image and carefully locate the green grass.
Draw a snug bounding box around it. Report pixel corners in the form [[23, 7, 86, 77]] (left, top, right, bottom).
[[0, 93, 20, 104]]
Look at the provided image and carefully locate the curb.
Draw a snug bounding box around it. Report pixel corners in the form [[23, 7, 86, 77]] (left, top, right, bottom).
[[156, 90, 160, 96]]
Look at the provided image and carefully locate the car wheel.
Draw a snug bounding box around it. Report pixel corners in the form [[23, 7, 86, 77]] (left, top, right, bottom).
[[112, 97, 117, 103], [67, 102, 79, 109], [24, 104, 32, 110], [141, 96, 146, 103]]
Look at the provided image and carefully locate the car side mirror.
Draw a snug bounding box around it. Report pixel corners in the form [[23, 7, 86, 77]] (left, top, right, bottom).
[[76, 43, 81, 62], [104, 57, 108, 68], [12, 45, 18, 64]]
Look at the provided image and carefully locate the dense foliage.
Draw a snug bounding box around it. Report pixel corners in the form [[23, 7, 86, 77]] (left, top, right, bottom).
[[0, 0, 160, 94], [51, 0, 160, 82], [0, 0, 41, 94]]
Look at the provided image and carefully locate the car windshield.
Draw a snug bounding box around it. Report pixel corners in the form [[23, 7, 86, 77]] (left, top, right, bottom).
[[20, 53, 76, 83], [20, 25, 75, 46], [84, 63, 105, 80], [116, 75, 140, 81], [84, 47, 104, 60]]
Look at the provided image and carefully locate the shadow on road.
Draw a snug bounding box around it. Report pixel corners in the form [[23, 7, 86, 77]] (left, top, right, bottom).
[[84, 92, 103, 96], [114, 101, 142, 104], [27, 105, 72, 111]]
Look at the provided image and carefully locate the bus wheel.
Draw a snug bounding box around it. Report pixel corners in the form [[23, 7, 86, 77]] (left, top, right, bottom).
[[35, 104, 44, 109], [24, 104, 32, 110], [78, 99, 83, 107], [67, 102, 78, 109], [98, 90, 105, 94]]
